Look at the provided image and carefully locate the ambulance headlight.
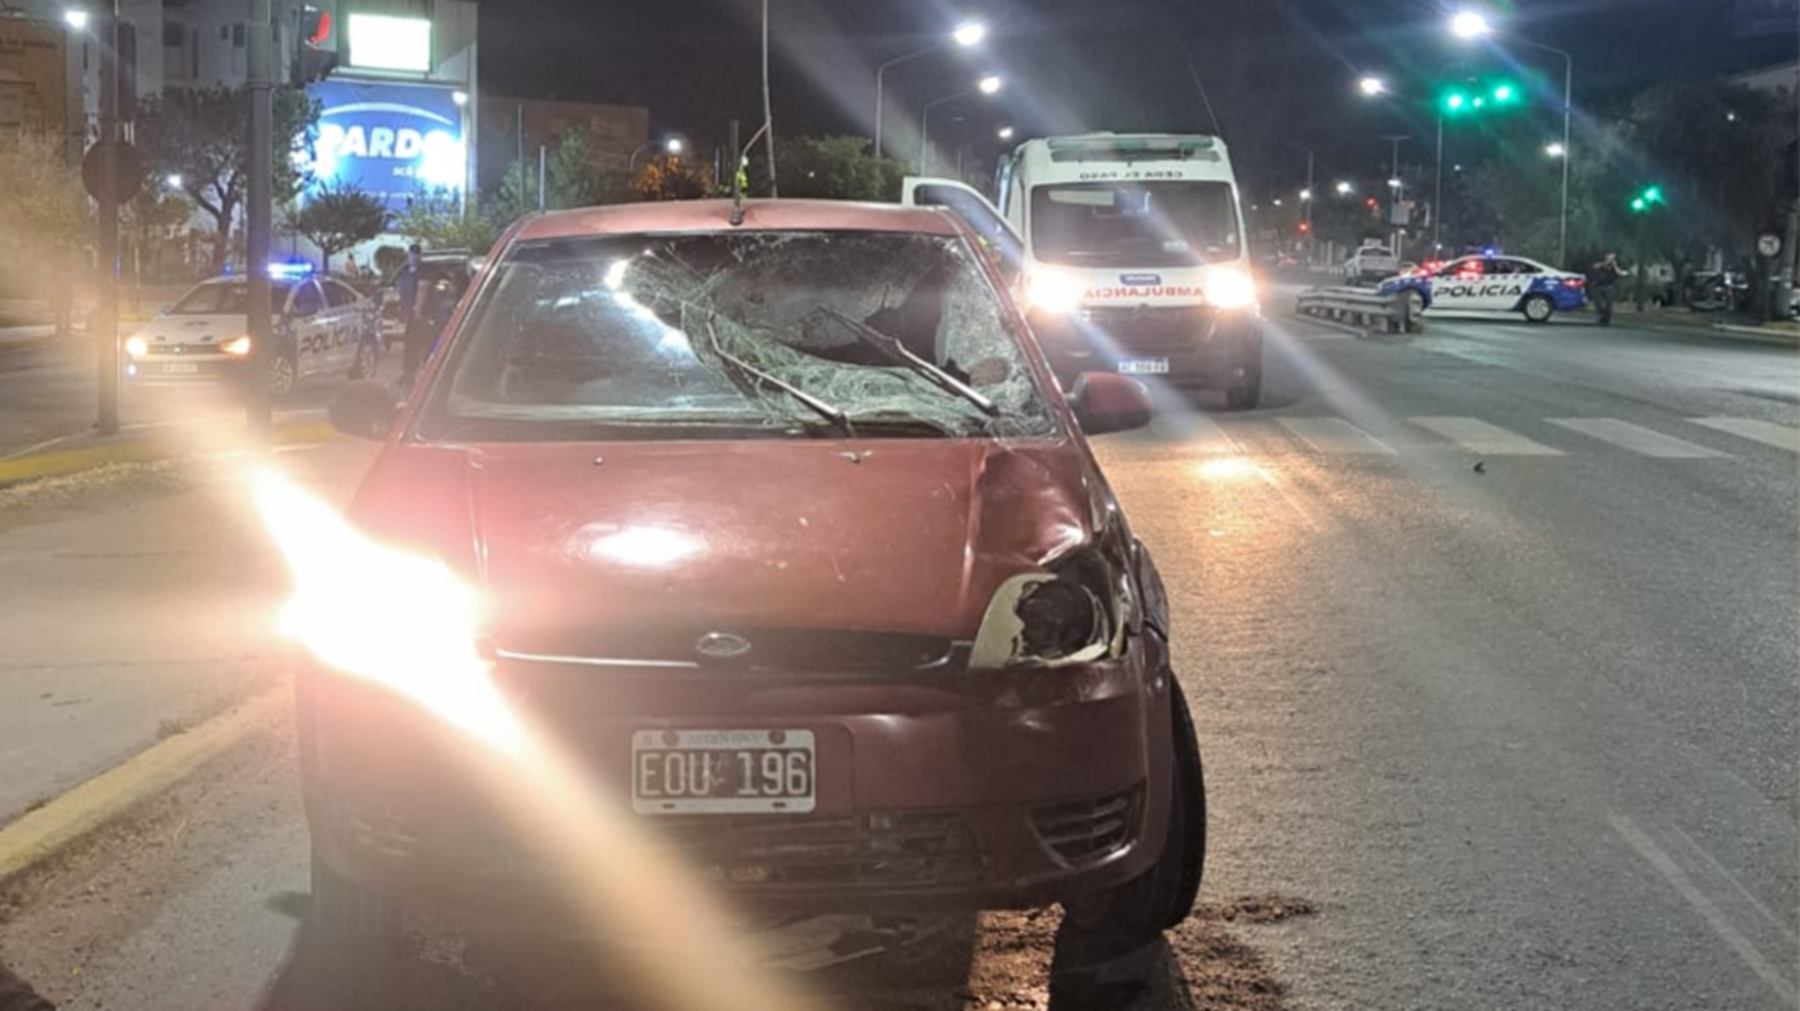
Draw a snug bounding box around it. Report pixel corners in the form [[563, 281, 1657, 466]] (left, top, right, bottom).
[[1024, 269, 1086, 315], [1204, 268, 1257, 310], [124, 335, 149, 359]]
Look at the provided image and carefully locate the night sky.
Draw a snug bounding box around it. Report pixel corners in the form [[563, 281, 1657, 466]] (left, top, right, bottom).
[[481, 0, 1796, 193]]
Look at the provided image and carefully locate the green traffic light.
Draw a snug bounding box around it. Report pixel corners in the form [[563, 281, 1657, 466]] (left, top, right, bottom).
[[1445, 92, 1468, 113], [1630, 197, 1647, 212], [1472, 95, 1486, 108], [1492, 83, 1516, 102], [1643, 185, 1663, 203]]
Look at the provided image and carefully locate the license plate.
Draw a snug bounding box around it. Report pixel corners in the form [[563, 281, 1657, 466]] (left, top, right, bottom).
[[161, 362, 199, 375], [1118, 358, 1169, 375], [632, 729, 816, 814]]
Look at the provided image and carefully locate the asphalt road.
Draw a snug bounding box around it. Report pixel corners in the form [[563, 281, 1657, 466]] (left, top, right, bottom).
[[0, 310, 1794, 1011]]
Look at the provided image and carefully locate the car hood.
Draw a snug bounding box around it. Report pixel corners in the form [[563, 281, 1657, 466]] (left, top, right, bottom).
[[131, 314, 250, 346], [350, 438, 1100, 647]]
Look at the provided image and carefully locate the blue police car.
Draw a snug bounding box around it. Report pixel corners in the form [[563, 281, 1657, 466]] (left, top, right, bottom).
[[1379, 254, 1587, 323]]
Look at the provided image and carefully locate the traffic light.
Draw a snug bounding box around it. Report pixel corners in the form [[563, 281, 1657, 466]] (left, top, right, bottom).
[[1298, 221, 1311, 234], [1629, 184, 1665, 213], [1491, 81, 1519, 104], [1444, 91, 1468, 114], [293, 3, 338, 86]]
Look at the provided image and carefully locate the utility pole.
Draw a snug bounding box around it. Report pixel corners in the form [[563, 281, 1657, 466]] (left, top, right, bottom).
[[1381, 134, 1410, 257], [245, 0, 273, 441], [95, 0, 120, 435], [761, 0, 777, 196], [1304, 149, 1315, 265]]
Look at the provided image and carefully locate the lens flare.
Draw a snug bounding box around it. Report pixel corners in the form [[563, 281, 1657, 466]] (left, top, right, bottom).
[[253, 468, 524, 754], [1025, 268, 1086, 314], [1204, 267, 1257, 310]]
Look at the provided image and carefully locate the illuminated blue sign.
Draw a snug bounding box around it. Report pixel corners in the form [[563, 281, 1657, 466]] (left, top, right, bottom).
[[305, 79, 464, 218]]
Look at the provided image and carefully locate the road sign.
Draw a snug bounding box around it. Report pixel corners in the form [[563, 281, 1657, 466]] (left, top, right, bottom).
[[81, 140, 144, 203], [1758, 233, 1781, 258]]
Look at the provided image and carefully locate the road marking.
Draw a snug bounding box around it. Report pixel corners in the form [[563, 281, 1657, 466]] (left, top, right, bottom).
[[1610, 813, 1797, 1006], [1546, 418, 1727, 458], [1276, 417, 1398, 455], [1669, 825, 1800, 947], [1689, 417, 1800, 454], [1408, 417, 1564, 456], [1185, 412, 1242, 454]]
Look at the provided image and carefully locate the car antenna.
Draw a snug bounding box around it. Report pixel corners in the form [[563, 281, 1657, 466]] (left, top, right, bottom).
[[729, 118, 746, 227]]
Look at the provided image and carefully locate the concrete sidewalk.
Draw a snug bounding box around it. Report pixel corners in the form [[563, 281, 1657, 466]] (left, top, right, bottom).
[[0, 437, 377, 828]]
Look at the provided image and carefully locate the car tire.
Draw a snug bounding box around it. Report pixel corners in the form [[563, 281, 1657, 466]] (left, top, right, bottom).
[[1059, 678, 1206, 961], [1522, 293, 1555, 324], [349, 339, 375, 380], [306, 852, 404, 1007], [1224, 363, 1261, 410], [1405, 289, 1426, 318], [270, 352, 297, 400]]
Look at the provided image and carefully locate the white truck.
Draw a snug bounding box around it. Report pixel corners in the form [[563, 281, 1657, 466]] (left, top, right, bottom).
[[904, 133, 1264, 409], [1343, 243, 1400, 285]]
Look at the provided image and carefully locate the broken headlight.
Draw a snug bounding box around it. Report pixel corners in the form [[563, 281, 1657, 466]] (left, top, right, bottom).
[[969, 552, 1131, 670]]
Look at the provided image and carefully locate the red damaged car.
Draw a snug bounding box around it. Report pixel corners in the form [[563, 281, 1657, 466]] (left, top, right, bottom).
[[303, 199, 1205, 975]]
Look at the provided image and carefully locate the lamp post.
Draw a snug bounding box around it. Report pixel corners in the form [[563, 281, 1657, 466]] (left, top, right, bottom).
[[874, 20, 985, 159], [920, 75, 1001, 174], [1451, 10, 1574, 266]]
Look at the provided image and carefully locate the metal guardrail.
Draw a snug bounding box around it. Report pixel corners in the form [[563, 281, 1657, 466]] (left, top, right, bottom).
[[1294, 286, 1422, 335]]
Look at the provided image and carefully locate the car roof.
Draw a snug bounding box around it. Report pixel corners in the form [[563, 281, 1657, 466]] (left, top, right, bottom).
[[509, 199, 962, 243]]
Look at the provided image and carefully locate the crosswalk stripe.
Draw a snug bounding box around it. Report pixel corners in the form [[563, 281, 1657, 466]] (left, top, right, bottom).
[[1547, 418, 1727, 458], [1689, 417, 1800, 454], [1409, 417, 1564, 456], [1183, 412, 1242, 454], [1276, 417, 1397, 455]]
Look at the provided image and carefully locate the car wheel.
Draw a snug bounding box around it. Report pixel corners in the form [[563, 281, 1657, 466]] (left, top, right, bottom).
[[1059, 678, 1206, 961], [1224, 361, 1261, 410], [270, 352, 297, 400], [1522, 293, 1555, 324], [307, 853, 404, 1008], [349, 340, 375, 380], [1405, 289, 1426, 318]]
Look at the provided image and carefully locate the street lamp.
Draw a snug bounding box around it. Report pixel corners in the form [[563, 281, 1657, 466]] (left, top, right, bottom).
[[1299, 188, 1312, 201], [1335, 181, 1353, 196], [63, 9, 89, 29], [1450, 10, 1492, 38], [1358, 75, 1388, 96], [920, 76, 1002, 173], [165, 173, 182, 188], [629, 137, 686, 171], [873, 20, 988, 157], [1545, 142, 1565, 157], [1452, 13, 1574, 266], [997, 126, 1015, 141]]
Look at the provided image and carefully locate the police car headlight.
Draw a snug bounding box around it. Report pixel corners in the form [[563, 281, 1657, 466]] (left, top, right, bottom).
[[1204, 267, 1256, 310], [1024, 268, 1086, 315], [124, 335, 149, 359], [221, 335, 252, 356]]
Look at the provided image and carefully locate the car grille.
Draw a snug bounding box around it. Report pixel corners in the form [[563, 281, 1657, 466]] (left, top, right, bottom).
[[1077, 307, 1209, 355], [502, 626, 959, 674], [1031, 790, 1135, 866], [655, 810, 984, 888]]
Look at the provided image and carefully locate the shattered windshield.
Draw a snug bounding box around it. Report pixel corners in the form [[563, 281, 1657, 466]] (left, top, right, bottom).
[[423, 231, 1055, 440], [1030, 181, 1241, 267]]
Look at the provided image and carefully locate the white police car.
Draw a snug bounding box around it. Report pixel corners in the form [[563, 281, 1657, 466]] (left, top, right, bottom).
[[124, 264, 379, 399], [1379, 254, 1587, 323]]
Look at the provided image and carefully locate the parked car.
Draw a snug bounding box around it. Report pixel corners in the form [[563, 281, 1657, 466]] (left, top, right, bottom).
[[1343, 243, 1400, 285], [1378, 253, 1587, 322], [297, 199, 1207, 987], [123, 264, 379, 399]]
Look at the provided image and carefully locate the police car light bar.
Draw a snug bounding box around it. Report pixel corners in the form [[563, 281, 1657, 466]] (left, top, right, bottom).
[[269, 261, 316, 279]]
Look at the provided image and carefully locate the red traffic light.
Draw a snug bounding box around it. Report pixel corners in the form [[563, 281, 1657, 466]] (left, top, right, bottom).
[[1298, 222, 1311, 233], [1364, 197, 1377, 209], [305, 8, 332, 47]]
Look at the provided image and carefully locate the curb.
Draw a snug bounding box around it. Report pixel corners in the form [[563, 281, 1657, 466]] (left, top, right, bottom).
[[0, 687, 286, 888], [0, 419, 339, 487]]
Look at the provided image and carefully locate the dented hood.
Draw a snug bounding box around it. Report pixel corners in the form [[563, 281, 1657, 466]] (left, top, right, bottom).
[[351, 438, 1098, 644]]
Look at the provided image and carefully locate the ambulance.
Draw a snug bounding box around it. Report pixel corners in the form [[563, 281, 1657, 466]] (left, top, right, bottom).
[[905, 133, 1262, 408]]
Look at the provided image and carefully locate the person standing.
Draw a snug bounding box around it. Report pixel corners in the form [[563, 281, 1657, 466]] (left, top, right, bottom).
[[1588, 252, 1627, 326], [396, 243, 430, 389]]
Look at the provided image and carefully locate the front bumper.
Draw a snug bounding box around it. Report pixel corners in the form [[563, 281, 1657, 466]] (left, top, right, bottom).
[[125, 355, 241, 386], [1028, 305, 1261, 388], [297, 653, 1175, 922]]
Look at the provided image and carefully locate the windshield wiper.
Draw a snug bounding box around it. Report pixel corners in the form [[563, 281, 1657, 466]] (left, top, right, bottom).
[[816, 308, 1000, 417], [703, 314, 851, 433]]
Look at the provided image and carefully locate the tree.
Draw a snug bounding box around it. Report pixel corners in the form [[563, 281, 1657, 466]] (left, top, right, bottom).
[[490, 128, 621, 221], [136, 86, 319, 269], [0, 131, 90, 331], [748, 136, 906, 202], [284, 180, 389, 271], [630, 154, 715, 201], [395, 189, 498, 255], [124, 187, 197, 283]]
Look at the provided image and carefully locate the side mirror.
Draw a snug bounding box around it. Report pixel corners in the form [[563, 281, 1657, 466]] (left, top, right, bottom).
[[1068, 372, 1153, 436], [330, 380, 401, 440]]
